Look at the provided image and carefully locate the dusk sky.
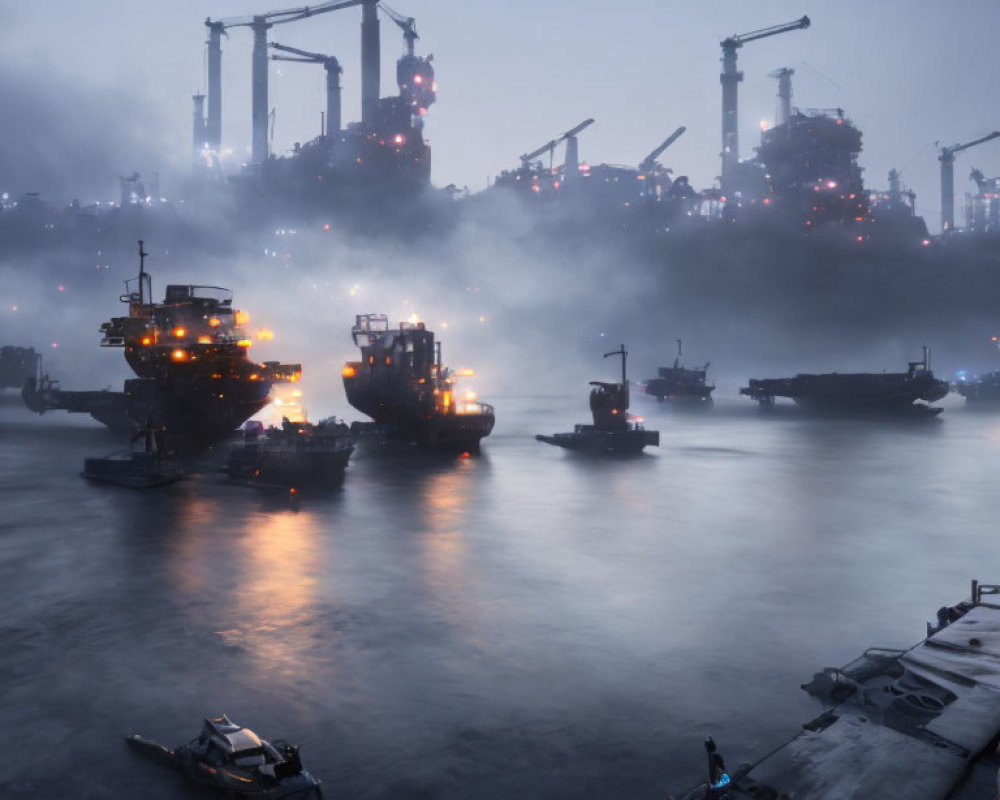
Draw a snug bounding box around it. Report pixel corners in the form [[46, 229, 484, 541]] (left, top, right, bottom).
[[4, 1, 1000, 231]]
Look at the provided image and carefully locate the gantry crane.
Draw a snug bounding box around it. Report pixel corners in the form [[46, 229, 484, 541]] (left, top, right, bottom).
[[270, 42, 343, 136], [639, 126, 686, 172], [204, 0, 375, 165], [719, 16, 809, 192], [379, 2, 417, 56], [939, 131, 1000, 232], [519, 119, 595, 182]]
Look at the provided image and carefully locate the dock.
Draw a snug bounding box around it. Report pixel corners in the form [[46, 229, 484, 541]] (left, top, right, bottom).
[[678, 581, 1000, 799]]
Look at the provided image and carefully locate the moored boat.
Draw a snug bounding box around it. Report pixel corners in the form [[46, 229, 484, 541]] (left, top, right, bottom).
[[642, 339, 714, 405], [226, 416, 354, 489], [342, 313, 494, 452], [126, 714, 322, 799], [537, 344, 659, 454], [740, 349, 949, 415], [82, 416, 182, 488]]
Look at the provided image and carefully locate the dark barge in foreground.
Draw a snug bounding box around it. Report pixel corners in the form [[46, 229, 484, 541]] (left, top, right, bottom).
[[673, 580, 1000, 800], [538, 344, 659, 454], [342, 313, 494, 452], [740, 350, 949, 415]]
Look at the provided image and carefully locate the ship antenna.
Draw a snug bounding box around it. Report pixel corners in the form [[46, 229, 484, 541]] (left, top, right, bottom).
[[137, 239, 148, 308], [676, 338, 682, 367], [604, 343, 628, 386]]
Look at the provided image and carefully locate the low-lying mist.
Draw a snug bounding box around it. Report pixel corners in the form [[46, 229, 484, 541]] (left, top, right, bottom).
[[3, 183, 1000, 429]]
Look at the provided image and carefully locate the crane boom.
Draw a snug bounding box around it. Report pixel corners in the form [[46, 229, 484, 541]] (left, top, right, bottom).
[[270, 41, 325, 60], [519, 119, 594, 167], [379, 2, 418, 54], [939, 130, 1000, 232], [722, 15, 810, 48], [562, 118, 594, 140], [520, 139, 558, 165], [944, 131, 1000, 157], [639, 126, 686, 171], [210, 0, 366, 29]]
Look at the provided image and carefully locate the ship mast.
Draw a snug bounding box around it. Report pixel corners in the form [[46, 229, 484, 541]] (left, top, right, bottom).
[[604, 343, 628, 386], [137, 239, 148, 308]]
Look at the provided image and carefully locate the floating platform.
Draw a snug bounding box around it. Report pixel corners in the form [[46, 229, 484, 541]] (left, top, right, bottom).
[[676, 581, 1000, 800]]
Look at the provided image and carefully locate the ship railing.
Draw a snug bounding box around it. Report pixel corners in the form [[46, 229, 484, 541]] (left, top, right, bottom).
[[351, 313, 389, 346]]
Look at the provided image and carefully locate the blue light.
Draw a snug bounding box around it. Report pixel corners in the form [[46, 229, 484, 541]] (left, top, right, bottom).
[[712, 773, 731, 789]]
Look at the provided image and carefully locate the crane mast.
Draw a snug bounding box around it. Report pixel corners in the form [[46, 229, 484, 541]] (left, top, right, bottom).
[[719, 15, 809, 194], [939, 131, 1000, 232], [204, 0, 374, 167], [270, 42, 343, 135]]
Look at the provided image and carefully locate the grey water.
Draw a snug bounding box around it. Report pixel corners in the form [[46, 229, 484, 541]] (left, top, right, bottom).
[[1, 391, 997, 799]]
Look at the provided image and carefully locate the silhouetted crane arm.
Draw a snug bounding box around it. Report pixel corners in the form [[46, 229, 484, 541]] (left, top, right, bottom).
[[379, 2, 418, 50], [211, 0, 367, 29], [723, 15, 810, 48], [270, 41, 324, 60], [944, 131, 1000, 157], [270, 54, 317, 63], [558, 118, 594, 142], [639, 126, 686, 170], [520, 140, 558, 165], [519, 119, 594, 165]]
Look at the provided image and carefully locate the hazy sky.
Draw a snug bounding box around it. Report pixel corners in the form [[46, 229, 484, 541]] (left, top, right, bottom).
[[4, 1, 1000, 231]]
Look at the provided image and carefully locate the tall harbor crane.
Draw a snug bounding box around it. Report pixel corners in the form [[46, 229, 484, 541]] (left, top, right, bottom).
[[379, 2, 417, 56], [204, 0, 375, 166], [639, 126, 686, 172], [519, 119, 595, 180], [719, 15, 809, 192], [939, 131, 1000, 232], [270, 43, 343, 136]]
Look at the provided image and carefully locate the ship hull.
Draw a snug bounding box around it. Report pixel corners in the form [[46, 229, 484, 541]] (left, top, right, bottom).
[[643, 379, 714, 404], [741, 371, 949, 413], [23, 375, 272, 449], [344, 384, 494, 452], [536, 425, 659, 454], [227, 442, 353, 489]]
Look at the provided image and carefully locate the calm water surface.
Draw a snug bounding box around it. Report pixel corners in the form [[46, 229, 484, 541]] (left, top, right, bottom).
[[1, 392, 998, 798]]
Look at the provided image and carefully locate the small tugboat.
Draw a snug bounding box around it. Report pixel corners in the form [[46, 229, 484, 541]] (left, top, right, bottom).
[[226, 416, 354, 489], [126, 714, 323, 799], [642, 339, 714, 405], [342, 313, 495, 452], [81, 415, 182, 488], [740, 348, 949, 415], [536, 344, 659, 454]]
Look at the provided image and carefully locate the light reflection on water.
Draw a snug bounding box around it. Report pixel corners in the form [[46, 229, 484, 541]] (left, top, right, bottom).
[[2, 397, 1000, 798]]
